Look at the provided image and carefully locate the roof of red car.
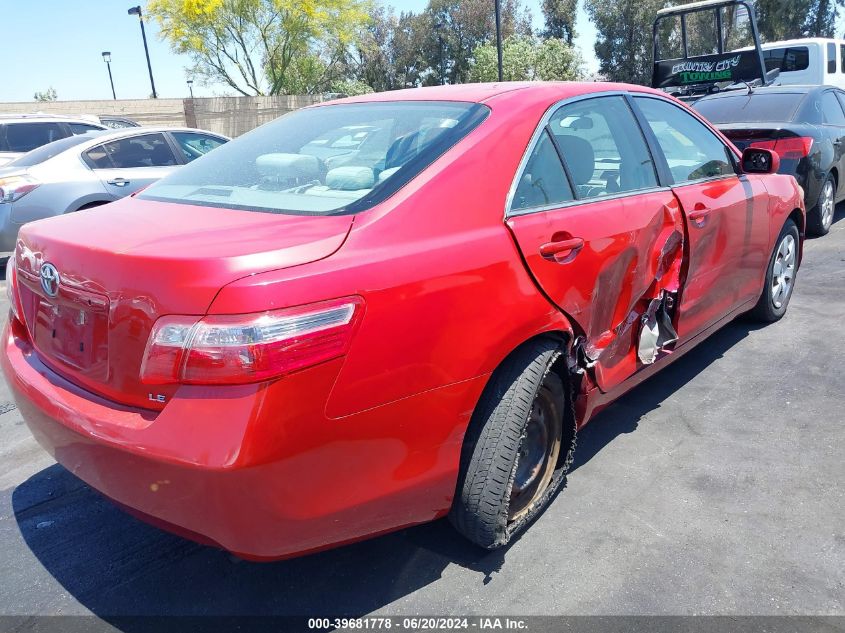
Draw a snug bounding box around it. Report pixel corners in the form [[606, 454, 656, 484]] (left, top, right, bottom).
[[322, 81, 665, 106]]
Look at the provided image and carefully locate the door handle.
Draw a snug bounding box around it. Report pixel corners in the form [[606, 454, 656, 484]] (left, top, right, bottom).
[[688, 206, 710, 227], [539, 237, 584, 263], [107, 178, 130, 187]]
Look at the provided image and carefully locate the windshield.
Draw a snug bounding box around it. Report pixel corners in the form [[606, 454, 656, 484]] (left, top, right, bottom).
[[138, 101, 489, 215], [7, 132, 103, 167], [693, 92, 806, 123]]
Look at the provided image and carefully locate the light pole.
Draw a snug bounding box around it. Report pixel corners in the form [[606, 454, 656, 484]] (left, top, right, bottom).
[[127, 5, 157, 98], [494, 0, 503, 82], [434, 21, 446, 85], [102, 51, 116, 100], [186, 79, 194, 99]]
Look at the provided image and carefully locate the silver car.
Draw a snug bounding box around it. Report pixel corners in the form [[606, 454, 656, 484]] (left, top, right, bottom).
[[0, 126, 228, 251], [0, 114, 108, 166]]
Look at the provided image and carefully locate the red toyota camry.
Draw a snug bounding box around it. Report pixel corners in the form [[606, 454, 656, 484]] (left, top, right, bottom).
[[2, 82, 804, 559]]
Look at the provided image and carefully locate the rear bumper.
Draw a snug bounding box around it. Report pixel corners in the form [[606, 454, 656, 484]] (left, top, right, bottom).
[[2, 318, 481, 559]]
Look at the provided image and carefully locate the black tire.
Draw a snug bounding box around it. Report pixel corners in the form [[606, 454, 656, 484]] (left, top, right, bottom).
[[449, 339, 576, 549], [750, 219, 800, 322], [808, 174, 835, 237]]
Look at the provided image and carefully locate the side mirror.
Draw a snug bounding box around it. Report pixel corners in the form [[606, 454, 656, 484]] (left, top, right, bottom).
[[741, 147, 780, 174]]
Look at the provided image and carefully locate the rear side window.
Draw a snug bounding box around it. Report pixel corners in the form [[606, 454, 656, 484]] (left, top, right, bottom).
[[0, 122, 65, 152], [636, 97, 735, 184], [69, 123, 103, 135], [85, 133, 179, 169], [762, 46, 809, 73], [549, 96, 658, 199], [693, 93, 806, 123], [510, 130, 573, 211], [841, 45, 845, 73], [829, 42, 837, 73], [821, 91, 845, 125]]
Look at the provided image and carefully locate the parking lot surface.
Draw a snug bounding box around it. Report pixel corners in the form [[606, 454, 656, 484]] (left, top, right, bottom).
[[0, 209, 843, 621]]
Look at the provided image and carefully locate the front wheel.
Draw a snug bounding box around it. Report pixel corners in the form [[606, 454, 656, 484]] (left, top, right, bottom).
[[450, 339, 576, 549], [750, 219, 800, 322]]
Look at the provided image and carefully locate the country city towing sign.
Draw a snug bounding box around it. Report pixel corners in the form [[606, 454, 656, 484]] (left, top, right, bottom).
[[671, 54, 740, 84], [652, 50, 764, 89]]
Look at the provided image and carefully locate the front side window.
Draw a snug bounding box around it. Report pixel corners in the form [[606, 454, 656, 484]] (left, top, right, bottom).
[[139, 101, 489, 215], [549, 96, 658, 199], [510, 130, 573, 211], [84, 133, 178, 169], [171, 132, 227, 163], [829, 42, 837, 73], [635, 97, 735, 184], [1, 122, 65, 152]]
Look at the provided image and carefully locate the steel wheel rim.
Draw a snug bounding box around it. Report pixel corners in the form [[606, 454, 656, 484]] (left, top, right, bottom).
[[821, 180, 835, 229], [508, 387, 561, 522], [771, 233, 796, 309]]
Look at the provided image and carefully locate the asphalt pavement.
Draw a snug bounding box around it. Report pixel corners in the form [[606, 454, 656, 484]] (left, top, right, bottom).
[[0, 208, 842, 624]]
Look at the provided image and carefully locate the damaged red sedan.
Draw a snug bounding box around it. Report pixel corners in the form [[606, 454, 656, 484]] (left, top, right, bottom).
[[2, 82, 804, 559]]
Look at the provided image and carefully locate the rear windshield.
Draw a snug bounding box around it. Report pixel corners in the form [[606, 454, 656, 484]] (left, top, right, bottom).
[[693, 92, 806, 123], [139, 101, 490, 215], [7, 132, 102, 167]]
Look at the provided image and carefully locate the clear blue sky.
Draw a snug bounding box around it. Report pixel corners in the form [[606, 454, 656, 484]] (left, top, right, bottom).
[[0, 1, 604, 102]]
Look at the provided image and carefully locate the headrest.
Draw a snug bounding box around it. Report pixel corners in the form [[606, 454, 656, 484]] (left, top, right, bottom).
[[556, 135, 594, 186], [256, 153, 319, 180], [378, 167, 400, 183], [326, 166, 375, 191]]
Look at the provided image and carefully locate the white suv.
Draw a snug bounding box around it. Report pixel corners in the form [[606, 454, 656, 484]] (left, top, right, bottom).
[[0, 114, 107, 166]]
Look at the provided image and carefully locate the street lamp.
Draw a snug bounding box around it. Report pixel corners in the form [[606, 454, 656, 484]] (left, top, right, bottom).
[[102, 51, 116, 100], [127, 5, 158, 98], [434, 21, 446, 85], [493, 0, 503, 82], [186, 79, 194, 99]]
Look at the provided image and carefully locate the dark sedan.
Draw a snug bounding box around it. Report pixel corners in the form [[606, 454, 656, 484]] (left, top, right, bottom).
[[694, 85, 845, 236]]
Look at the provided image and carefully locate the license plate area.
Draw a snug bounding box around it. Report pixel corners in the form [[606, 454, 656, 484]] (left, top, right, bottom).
[[29, 286, 110, 380]]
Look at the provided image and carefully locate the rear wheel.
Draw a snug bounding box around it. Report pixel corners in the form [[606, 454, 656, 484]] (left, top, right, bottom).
[[450, 339, 576, 549], [808, 175, 835, 236], [750, 219, 800, 322]]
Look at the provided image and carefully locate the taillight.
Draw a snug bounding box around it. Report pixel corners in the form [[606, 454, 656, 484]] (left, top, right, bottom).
[[141, 297, 364, 386], [751, 137, 814, 160], [0, 175, 40, 202]]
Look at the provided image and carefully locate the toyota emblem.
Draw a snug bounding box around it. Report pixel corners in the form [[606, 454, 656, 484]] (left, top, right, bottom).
[[40, 262, 60, 298]]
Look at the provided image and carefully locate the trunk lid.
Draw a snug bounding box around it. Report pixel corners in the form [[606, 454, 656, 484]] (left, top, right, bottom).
[[14, 197, 353, 410], [716, 123, 794, 151]]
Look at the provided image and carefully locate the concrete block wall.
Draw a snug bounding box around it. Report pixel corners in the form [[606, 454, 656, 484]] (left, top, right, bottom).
[[0, 94, 323, 137]]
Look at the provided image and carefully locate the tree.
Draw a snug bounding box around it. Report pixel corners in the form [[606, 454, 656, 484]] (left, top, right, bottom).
[[469, 35, 584, 82], [755, 0, 844, 40], [148, 0, 371, 95], [423, 0, 533, 85], [34, 87, 57, 102], [542, 0, 576, 44], [585, 0, 662, 85]]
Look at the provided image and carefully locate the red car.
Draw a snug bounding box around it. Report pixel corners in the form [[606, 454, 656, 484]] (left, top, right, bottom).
[[2, 82, 804, 560]]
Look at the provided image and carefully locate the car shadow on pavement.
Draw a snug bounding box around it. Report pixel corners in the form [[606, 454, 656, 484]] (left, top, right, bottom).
[[11, 319, 761, 624]]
